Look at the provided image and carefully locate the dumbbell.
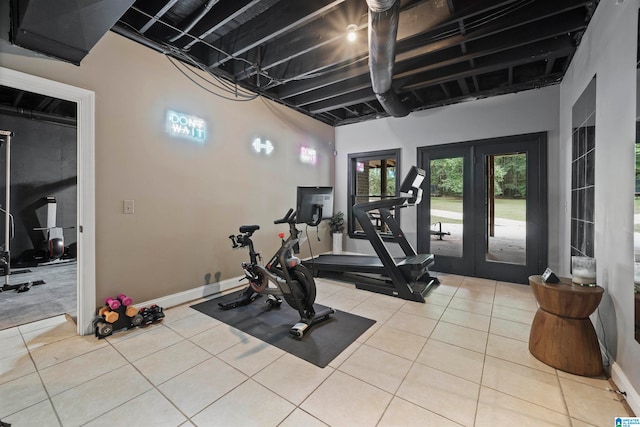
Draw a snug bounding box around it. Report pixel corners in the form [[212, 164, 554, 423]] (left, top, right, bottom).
[[105, 297, 121, 310], [103, 310, 119, 323], [125, 306, 138, 317], [117, 294, 133, 306], [150, 305, 165, 322], [95, 321, 113, 338]]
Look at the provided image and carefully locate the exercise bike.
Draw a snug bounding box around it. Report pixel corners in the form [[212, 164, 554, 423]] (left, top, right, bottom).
[[220, 208, 335, 339]]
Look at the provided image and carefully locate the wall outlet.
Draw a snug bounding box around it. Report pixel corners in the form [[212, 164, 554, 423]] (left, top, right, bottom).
[[124, 199, 134, 214]]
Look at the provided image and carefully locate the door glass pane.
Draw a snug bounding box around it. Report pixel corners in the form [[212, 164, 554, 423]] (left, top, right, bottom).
[[486, 153, 526, 264], [430, 157, 463, 257]]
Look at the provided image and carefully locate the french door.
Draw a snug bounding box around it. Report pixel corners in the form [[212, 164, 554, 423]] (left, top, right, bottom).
[[417, 133, 547, 283]]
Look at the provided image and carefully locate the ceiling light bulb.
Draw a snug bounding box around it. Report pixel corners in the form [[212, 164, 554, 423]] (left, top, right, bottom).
[[346, 24, 358, 42]]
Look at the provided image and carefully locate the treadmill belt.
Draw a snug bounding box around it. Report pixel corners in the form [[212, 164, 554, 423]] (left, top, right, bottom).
[[306, 255, 387, 274]]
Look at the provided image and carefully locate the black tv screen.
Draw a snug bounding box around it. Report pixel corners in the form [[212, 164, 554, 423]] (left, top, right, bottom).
[[296, 186, 334, 225]]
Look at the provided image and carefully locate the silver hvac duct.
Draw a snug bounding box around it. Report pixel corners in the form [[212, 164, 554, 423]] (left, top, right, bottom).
[[366, 0, 410, 117]]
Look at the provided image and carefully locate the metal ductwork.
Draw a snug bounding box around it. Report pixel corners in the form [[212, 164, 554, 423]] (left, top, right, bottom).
[[366, 0, 410, 118], [0, 105, 77, 127], [10, 0, 135, 65]]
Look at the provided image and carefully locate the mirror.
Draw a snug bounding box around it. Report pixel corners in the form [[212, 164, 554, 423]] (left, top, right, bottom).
[[635, 9, 640, 343], [571, 77, 596, 261]]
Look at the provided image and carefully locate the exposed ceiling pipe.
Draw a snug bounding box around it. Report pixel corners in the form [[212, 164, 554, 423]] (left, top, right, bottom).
[[111, 23, 171, 55], [168, 0, 219, 43], [366, 0, 410, 117], [0, 105, 77, 127]]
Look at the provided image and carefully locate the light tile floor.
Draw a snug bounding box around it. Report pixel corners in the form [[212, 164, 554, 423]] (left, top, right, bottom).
[[0, 274, 634, 426]]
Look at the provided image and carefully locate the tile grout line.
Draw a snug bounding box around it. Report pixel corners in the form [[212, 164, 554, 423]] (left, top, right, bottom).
[[18, 325, 64, 427], [471, 279, 497, 427], [4, 276, 627, 426]]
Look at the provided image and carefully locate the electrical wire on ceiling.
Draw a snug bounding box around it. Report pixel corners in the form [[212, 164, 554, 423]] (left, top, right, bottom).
[[166, 46, 262, 97], [128, 6, 274, 82], [166, 55, 259, 101], [122, 5, 375, 89], [116, 18, 261, 101]]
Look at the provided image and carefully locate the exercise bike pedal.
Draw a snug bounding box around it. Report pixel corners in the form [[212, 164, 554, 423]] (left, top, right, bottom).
[[265, 296, 282, 308], [289, 322, 308, 339], [218, 291, 260, 310]]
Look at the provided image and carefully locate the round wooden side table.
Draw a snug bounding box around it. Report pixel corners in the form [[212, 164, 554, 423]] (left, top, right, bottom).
[[528, 275, 604, 376]]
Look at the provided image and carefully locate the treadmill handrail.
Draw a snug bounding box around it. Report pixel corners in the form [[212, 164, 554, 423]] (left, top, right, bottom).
[[353, 195, 410, 212]]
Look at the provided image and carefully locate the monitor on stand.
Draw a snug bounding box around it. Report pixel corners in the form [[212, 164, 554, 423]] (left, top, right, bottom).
[[296, 186, 334, 226]]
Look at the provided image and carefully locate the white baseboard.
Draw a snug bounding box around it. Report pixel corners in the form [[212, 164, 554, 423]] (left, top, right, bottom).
[[611, 361, 640, 416], [136, 276, 246, 311]]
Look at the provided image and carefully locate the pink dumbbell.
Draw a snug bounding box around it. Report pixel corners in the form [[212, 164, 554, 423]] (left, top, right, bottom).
[[117, 294, 133, 306], [105, 297, 121, 310]]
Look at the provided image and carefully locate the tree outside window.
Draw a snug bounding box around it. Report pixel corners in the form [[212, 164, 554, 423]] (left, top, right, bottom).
[[348, 149, 400, 238]]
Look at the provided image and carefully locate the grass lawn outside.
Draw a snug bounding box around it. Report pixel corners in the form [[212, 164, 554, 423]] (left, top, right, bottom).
[[430, 196, 526, 221]]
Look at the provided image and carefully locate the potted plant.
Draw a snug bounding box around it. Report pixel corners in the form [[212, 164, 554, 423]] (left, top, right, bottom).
[[329, 211, 345, 254]]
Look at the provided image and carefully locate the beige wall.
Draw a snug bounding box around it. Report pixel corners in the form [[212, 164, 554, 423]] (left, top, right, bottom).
[[0, 32, 335, 304]]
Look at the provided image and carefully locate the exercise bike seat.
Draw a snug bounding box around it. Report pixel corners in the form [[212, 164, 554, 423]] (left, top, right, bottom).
[[239, 225, 260, 234]]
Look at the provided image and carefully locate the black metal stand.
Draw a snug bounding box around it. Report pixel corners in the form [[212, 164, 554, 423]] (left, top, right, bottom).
[[0, 130, 45, 293]]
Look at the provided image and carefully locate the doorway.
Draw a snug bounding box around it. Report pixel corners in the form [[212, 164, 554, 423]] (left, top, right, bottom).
[[0, 92, 78, 330], [0, 66, 96, 335], [417, 133, 547, 283]]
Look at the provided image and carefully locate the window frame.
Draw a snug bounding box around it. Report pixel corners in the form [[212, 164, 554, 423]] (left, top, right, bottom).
[[347, 149, 401, 240]]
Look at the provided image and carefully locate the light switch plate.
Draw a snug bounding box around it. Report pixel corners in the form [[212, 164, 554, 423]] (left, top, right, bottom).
[[124, 200, 134, 214]]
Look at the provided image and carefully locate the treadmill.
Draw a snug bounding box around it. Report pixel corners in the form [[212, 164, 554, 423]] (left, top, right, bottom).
[[304, 166, 439, 302]]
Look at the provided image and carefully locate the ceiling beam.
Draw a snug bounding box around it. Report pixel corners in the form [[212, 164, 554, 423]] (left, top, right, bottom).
[[457, 78, 470, 95], [395, 10, 586, 78], [287, 14, 582, 108], [273, 0, 587, 100], [308, 87, 376, 114], [139, 0, 180, 33], [181, 0, 265, 49], [231, 1, 369, 81], [301, 36, 572, 113], [206, 0, 347, 69], [401, 39, 573, 91]]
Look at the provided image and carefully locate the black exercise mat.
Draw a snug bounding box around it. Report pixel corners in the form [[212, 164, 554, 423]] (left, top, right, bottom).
[[191, 291, 376, 368]]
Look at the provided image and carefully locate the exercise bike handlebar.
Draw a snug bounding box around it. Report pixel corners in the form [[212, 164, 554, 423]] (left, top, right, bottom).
[[274, 208, 296, 224]]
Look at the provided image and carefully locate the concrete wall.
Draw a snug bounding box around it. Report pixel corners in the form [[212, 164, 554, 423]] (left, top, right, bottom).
[[0, 31, 335, 305], [558, 0, 640, 411], [335, 85, 561, 266]]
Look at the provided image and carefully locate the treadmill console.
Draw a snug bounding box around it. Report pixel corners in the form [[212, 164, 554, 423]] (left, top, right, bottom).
[[399, 166, 426, 205]]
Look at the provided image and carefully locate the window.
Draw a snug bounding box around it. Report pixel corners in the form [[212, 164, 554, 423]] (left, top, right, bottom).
[[348, 149, 400, 238]]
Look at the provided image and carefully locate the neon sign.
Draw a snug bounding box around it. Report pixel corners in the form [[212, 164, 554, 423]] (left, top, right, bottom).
[[300, 146, 317, 165], [166, 110, 206, 143], [252, 137, 274, 155]]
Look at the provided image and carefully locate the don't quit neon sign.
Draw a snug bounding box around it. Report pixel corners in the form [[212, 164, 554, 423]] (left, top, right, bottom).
[[166, 110, 207, 143]]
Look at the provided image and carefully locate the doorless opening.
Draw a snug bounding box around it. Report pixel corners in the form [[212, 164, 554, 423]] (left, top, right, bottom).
[[0, 66, 96, 335]]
